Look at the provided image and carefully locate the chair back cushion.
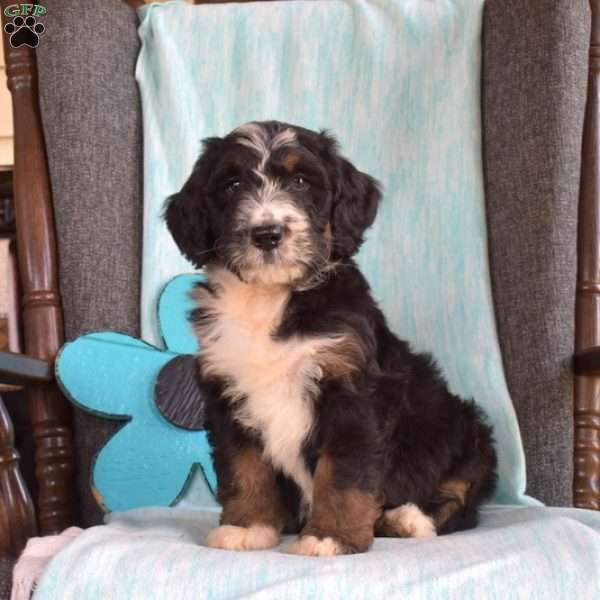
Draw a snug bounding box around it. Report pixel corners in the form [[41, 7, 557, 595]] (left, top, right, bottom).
[[37, 0, 143, 526], [483, 0, 590, 506], [35, 0, 590, 523]]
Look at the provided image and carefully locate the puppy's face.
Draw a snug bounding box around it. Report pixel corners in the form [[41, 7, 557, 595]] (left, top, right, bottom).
[[166, 121, 380, 288]]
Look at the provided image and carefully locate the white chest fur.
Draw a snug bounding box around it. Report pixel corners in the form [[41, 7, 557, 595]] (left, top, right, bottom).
[[194, 267, 334, 506]]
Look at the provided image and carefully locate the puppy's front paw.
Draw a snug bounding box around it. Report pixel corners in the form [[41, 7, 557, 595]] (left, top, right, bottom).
[[287, 535, 345, 557], [207, 524, 279, 551]]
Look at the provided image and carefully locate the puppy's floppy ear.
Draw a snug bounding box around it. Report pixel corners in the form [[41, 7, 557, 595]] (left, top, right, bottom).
[[164, 137, 222, 268], [319, 131, 381, 258]]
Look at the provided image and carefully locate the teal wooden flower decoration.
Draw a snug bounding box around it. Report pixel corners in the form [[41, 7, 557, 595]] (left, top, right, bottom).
[[56, 274, 217, 512]]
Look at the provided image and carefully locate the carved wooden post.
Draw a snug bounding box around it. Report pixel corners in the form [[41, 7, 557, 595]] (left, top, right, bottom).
[[1, 3, 77, 532], [575, 0, 600, 510], [0, 395, 36, 556]]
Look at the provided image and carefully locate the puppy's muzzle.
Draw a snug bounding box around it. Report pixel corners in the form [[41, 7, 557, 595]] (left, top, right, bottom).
[[251, 224, 284, 251]]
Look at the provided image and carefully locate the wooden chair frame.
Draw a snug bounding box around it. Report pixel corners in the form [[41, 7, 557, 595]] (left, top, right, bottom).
[[0, 0, 599, 557]]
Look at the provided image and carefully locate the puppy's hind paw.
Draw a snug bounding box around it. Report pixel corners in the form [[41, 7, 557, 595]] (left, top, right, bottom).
[[384, 503, 437, 539]]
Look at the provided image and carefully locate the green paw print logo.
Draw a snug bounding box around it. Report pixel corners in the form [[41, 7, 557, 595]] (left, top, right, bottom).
[[3, 4, 46, 48]]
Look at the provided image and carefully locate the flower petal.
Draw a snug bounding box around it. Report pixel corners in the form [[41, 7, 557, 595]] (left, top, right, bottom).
[[93, 417, 215, 511], [158, 274, 204, 354], [57, 332, 177, 419]]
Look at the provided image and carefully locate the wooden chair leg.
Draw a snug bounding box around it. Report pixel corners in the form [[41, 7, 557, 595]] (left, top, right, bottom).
[[0, 394, 36, 557], [28, 385, 76, 534]]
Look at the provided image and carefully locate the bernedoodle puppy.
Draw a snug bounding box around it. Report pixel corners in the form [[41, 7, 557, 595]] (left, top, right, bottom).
[[165, 120, 497, 556]]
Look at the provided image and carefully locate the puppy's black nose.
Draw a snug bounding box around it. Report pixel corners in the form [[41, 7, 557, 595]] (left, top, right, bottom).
[[251, 225, 283, 250]]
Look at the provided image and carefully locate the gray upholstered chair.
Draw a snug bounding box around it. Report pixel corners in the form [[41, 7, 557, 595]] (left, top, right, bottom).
[[0, 0, 597, 597]]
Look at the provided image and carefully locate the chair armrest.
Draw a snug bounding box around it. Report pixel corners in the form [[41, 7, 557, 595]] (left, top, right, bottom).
[[0, 351, 53, 386]]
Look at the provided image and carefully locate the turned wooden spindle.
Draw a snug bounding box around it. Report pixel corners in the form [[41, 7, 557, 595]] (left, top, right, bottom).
[[0, 395, 36, 557], [574, 0, 600, 510], [1, 3, 77, 532]]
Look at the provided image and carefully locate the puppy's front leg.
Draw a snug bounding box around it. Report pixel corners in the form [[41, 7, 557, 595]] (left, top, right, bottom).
[[289, 454, 381, 556], [207, 446, 288, 551]]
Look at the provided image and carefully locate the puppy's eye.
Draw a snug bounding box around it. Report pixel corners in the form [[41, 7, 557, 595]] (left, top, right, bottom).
[[290, 175, 309, 191], [225, 178, 241, 194]]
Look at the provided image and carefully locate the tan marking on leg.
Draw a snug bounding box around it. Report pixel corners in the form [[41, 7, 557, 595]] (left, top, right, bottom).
[[288, 454, 381, 556], [431, 479, 470, 529], [439, 479, 470, 501], [220, 446, 290, 530], [208, 447, 291, 550]]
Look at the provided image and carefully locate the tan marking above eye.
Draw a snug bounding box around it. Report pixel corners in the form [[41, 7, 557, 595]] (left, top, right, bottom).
[[281, 152, 302, 172]]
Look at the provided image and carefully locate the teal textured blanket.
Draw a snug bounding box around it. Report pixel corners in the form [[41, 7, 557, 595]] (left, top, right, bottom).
[[36, 505, 600, 599], [138, 0, 525, 505]]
